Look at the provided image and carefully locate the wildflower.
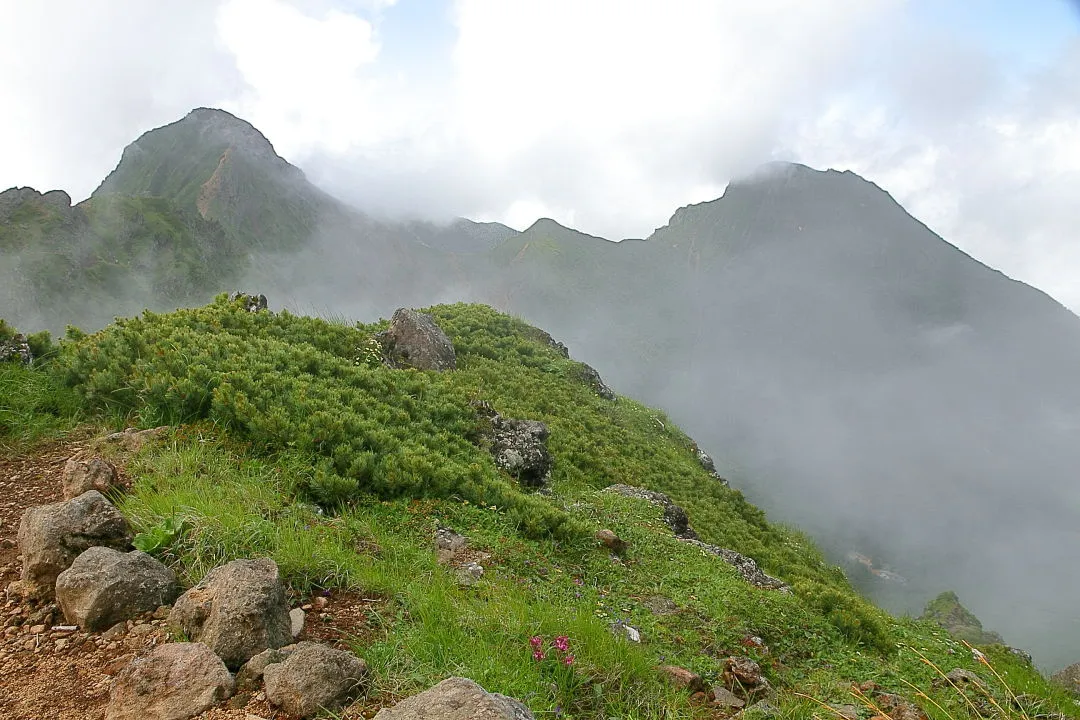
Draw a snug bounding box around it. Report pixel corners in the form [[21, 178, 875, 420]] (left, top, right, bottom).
[[563, 654, 575, 666], [533, 649, 545, 662], [573, 577, 584, 586], [553, 635, 570, 652], [529, 636, 543, 649]]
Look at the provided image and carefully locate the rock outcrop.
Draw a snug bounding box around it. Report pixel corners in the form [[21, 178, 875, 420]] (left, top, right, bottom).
[[574, 362, 616, 400], [61, 455, 120, 500], [684, 540, 790, 593], [376, 308, 457, 372], [373, 677, 534, 720], [55, 547, 179, 630], [474, 402, 552, 488], [16, 490, 132, 600], [168, 557, 292, 669], [0, 333, 33, 366], [229, 291, 267, 313], [603, 484, 697, 539], [920, 591, 1005, 646], [263, 641, 370, 718], [105, 642, 234, 720]]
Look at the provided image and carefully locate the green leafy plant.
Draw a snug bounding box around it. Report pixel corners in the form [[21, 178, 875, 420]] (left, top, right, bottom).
[[133, 515, 185, 555]]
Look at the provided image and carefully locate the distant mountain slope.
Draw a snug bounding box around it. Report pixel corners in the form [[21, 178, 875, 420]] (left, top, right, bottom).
[[490, 162, 1080, 668], [0, 187, 243, 331]]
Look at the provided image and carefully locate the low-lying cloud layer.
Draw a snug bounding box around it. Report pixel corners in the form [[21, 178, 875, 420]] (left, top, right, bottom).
[[1, 1, 1078, 306]]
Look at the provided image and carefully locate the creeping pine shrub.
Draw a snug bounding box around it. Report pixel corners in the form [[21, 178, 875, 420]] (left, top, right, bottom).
[[56, 295, 582, 539], [795, 580, 893, 654]]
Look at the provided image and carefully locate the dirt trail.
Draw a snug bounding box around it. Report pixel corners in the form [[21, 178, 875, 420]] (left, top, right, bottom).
[[0, 440, 384, 720]]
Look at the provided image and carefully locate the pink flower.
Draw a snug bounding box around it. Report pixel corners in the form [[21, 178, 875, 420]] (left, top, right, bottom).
[[573, 577, 584, 586], [563, 654, 575, 666], [529, 636, 543, 649], [532, 649, 545, 662], [553, 635, 570, 652]]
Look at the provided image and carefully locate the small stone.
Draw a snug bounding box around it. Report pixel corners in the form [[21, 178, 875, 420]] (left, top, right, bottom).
[[290, 608, 305, 639], [658, 665, 707, 694], [312, 596, 329, 610], [55, 638, 69, 650], [29, 624, 45, 634], [713, 686, 746, 709], [595, 529, 628, 552]]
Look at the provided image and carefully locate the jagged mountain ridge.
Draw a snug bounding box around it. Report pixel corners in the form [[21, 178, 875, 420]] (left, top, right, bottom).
[[4, 109, 1080, 668]]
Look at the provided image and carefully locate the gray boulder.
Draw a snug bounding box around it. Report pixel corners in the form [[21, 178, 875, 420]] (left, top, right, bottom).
[[168, 557, 292, 669], [17, 490, 132, 600], [374, 677, 534, 720], [376, 308, 457, 371], [236, 647, 289, 690], [62, 455, 120, 499], [0, 333, 32, 366], [684, 540, 790, 593], [474, 402, 552, 488], [105, 642, 234, 720], [575, 362, 616, 400], [604, 484, 698, 539], [263, 641, 369, 718], [56, 547, 179, 630], [229, 291, 268, 313]]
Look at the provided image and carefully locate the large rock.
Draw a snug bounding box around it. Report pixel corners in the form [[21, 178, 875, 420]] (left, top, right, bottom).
[[374, 677, 534, 720], [62, 455, 120, 499], [684, 540, 790, 592], [17, 490, 132, 600], [229, 291, 268, 313], [604, 484, 698, 539], [168, 557, 292, 669], [474, 402, 552, 488], [263, 641, 369, 718], [105, 642, 234, 720], [56, 547, 179, 630], [0, 333, 33, 366], [376, 308, 456, 372]]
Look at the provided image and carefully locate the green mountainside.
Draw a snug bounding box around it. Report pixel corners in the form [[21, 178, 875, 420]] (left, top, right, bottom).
[[5, 110, 1080, 671], [2, 297, 1074, 718]]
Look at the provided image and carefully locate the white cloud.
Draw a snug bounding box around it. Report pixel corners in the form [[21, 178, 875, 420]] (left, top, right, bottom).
[[0, 1, 237, 199], [0, 1, 1078, 310]]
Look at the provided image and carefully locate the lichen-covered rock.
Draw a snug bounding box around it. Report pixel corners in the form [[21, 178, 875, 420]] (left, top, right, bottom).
[[229, 291, 267, 312], [56, 547, 179, 630], [0, 333, 33, 366], [263, 641, 369, 718], [684, 540, 790, 592], [105, 642, 234, 720], [474, 402, 552, 488], [168, 557, 292, 669], [603, 484, 698, 539], [434, 526, 467, 564], [62, 455, 120, 499], [376, 308, 456, 371], [97, 426, 169, 452], [373, 676, 534, 720], [17, 490, 132, 600], [575, 362, 616, 400]]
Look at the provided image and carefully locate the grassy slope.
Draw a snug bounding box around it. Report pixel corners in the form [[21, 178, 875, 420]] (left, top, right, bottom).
[[2, 299, 1074, 719]]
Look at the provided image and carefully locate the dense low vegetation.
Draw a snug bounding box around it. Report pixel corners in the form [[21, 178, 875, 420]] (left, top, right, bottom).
[[2, 298, 1074, 719]]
